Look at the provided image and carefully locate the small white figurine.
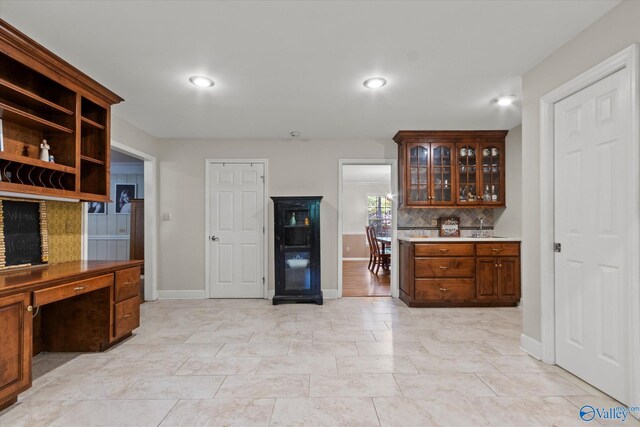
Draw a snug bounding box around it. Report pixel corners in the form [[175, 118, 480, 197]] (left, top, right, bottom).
[[40, 139, 50, 162]]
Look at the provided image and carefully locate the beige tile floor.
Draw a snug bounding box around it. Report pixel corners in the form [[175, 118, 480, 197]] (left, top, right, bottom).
[[0, 297, 637, 426]]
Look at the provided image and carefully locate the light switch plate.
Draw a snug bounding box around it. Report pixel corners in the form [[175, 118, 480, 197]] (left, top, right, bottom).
[[162, 212, 172, 221]]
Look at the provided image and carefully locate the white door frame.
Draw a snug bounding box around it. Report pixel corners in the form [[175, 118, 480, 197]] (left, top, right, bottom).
[[338, 159, 399, 298], [540, 44, 640, 407], [81, 139, 159, 301], [204, 159, 269, 299]]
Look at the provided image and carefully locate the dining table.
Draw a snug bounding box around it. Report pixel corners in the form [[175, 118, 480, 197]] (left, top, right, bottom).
[[376, 236, 392, 254]]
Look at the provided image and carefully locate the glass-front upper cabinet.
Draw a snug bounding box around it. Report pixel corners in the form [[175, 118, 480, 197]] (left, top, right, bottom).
[[407, 141, 430, 205], [456, 141, 480, 205], [479, 140, 505, 205], [394, 131, 507, 208], [431, 142, 455, 205]]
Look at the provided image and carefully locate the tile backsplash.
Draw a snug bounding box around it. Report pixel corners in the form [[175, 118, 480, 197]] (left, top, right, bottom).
[[397, 208, 494, 237]]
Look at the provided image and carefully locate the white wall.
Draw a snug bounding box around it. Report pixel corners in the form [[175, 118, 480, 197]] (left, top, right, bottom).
[[521, 0, 640, 342], [343, 183, 391, 234], [494, 125, 522, 238], [111, 115, 160, 158], [87, 162, 144, 261], [157, 138, 396, 292]]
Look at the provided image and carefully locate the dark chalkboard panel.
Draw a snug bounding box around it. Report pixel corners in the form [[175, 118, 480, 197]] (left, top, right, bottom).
[[3, 201, 43, 267]]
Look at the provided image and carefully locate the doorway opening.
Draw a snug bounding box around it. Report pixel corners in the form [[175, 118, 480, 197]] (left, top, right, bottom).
[[82, 140, 158, 301], [340, 163, 392, 297]]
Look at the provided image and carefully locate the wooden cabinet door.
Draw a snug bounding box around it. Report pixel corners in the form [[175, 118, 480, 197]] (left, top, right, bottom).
[[430, 142, 455, 205], [455, 140, 480, 205], [406, 141, 431, 206], [0, 292, 32, 405], [497, 257, 520, 301], [476, 257, 497, 300], [478, 140, 505, 206]]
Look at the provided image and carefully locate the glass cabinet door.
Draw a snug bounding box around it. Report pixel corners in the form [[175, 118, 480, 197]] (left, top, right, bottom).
[[479, 143, 504, 204], [456, 142, 479, 204], [430, 143, 454, 204], [282, 207, 313, 294], [407, 142, 430, 205]]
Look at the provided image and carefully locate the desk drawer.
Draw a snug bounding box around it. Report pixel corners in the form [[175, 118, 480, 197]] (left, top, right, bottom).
[[415, 258, 475, 278], [476, 243, 519, 257], [415, 243, 474, 257], [114, 296, 140, 338], [33, 274, 113, 306], [415, 279, 475, 301], [115, 267, 140, 303]]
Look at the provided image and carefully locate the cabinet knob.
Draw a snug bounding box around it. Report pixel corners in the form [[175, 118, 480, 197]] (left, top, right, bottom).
[[495, 264, 498, 268], [26, 305, 33, 312], [499, 264, 503, 268]]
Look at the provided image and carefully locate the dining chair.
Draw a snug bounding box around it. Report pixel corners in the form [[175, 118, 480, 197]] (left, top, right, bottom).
[[367, 226, 390, 275], [365, 226, 377, 271]]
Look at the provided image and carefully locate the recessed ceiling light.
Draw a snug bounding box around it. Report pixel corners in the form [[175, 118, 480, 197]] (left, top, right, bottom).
[[496, 95, 517, 106], [189, 76, 215, 88], [363, 77, 387, 89]]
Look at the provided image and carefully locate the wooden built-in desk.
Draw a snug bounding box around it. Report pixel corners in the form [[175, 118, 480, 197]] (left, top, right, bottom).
[[0, 260, 143, 410]]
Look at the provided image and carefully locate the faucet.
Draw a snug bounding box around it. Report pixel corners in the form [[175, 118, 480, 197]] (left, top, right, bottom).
[[478, 217, 486, 238]]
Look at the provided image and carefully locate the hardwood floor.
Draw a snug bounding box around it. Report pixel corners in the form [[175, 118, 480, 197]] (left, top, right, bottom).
[[342, 260, 390, 297]]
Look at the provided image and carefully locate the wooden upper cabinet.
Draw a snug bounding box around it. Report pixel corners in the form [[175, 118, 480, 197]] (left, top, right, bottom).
[[0, 19, 123, 201], [394, 131, 507, 208]]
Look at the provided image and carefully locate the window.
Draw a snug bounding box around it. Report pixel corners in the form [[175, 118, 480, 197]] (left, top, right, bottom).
[[367, 194, 392, 238]]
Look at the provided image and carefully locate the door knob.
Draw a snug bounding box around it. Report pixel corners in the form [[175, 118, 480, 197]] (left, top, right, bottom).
[[210, 236, 219, 241]]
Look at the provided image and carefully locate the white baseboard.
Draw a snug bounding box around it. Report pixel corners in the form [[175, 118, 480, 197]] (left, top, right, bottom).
[[520, 333, 543, 360], [343, 257, 370, 261], [323, 289, 340, 299], [157, 290, 207, 299], [267, 289, 340, 299]]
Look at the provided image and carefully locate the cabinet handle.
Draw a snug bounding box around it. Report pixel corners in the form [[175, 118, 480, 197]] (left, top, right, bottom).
[[439, 288, 448, 292], [123, 313, 133, 318], [26, 305, 33, 312], [439, 248, 449, 253], [73, 286, 86, 291], [439, 266, 448, 270], [491, 248, 502, 253], [123, 281, 133, 286]]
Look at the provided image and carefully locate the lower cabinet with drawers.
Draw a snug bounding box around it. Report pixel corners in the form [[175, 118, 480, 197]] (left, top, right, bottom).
[[399, 240, 520, 307], [0, 260, 143, 410]]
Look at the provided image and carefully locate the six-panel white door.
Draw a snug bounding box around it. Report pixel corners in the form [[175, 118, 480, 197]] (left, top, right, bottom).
[[554, 68, 629, 403], [209, 163, 264, 298]]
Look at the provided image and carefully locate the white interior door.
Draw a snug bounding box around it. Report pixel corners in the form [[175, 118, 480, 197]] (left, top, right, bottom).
[[554, 68, 629, 402], [209, 162, 264, 298]]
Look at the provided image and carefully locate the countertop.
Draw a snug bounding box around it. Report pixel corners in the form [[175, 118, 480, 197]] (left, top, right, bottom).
[[398, 236, 521, 242], [0, 260, 143, 297]]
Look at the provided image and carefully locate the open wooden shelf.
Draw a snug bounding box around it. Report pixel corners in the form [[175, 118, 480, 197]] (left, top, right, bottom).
[[0, 19, 123, 201], [0, 151, 76, 174], [80, 155, 105, 165], [0, 78, 74, 116], [0, 181, 78, 199], [81, 116, 105, 130], [0, 102, 73, 134]]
